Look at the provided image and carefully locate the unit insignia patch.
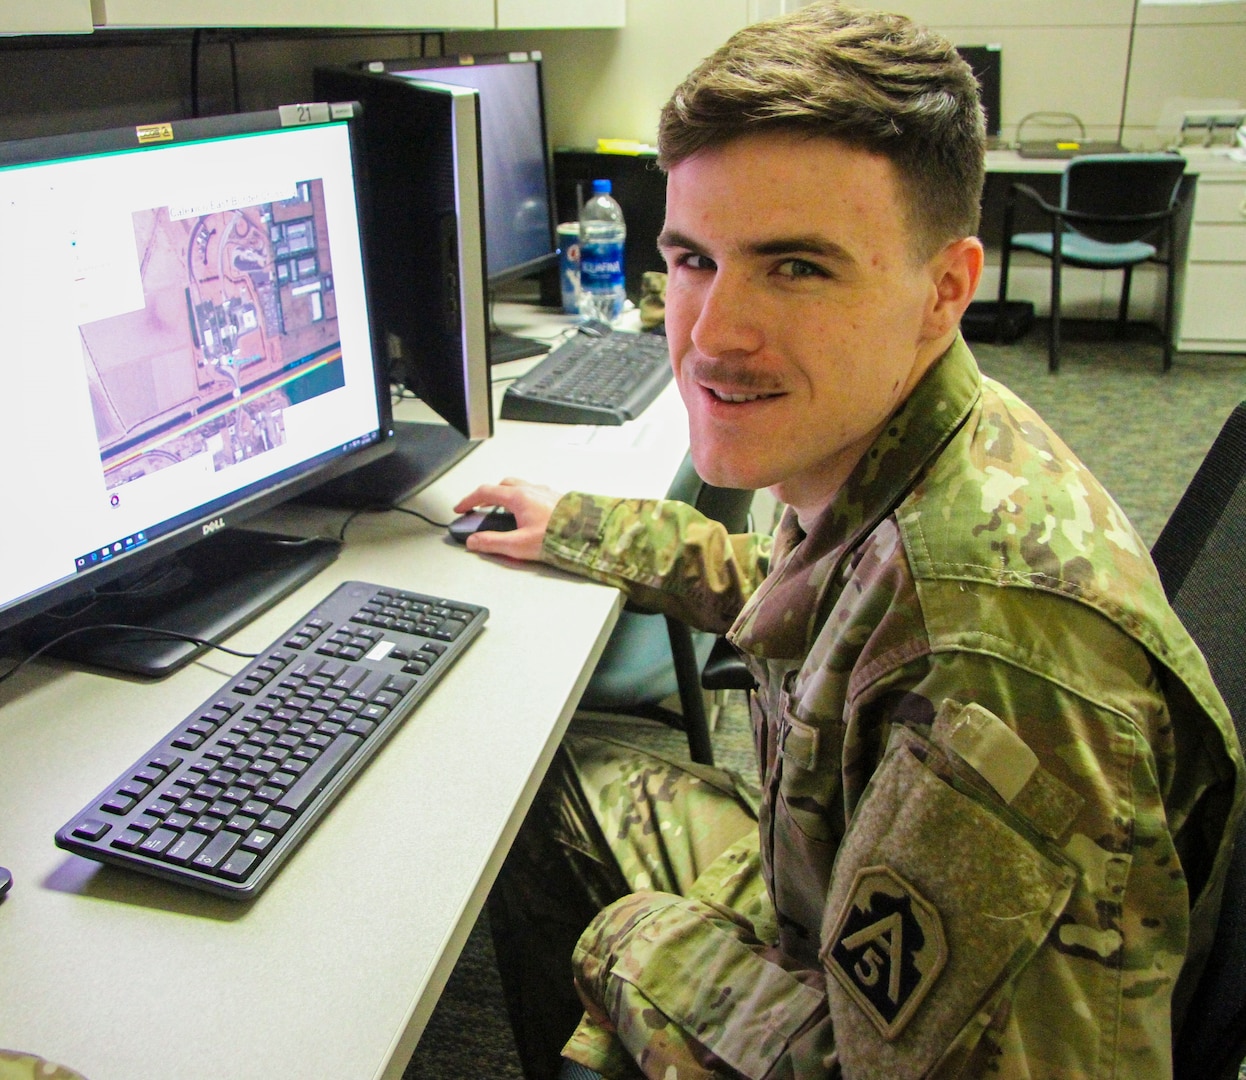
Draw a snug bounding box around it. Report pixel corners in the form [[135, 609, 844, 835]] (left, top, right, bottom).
[[825, 865, 947, 1039]]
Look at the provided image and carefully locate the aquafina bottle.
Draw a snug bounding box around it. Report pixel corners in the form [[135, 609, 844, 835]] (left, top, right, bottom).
[[577, 179, 626, 322]]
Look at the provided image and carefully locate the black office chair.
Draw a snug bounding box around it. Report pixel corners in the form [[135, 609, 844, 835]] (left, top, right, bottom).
[[1152, 402, 1246, 1080], [997, 153, 1187, 373], [577, 453, 754, 766]]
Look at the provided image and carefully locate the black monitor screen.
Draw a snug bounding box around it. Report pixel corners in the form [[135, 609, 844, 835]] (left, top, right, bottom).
[[0, 105, 392, 674], [370, 52, 558, 285], [957, 44, 1002, 141]]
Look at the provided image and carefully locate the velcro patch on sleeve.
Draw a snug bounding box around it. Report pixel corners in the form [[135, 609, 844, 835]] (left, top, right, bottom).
[[825, 865, 948, 1040]]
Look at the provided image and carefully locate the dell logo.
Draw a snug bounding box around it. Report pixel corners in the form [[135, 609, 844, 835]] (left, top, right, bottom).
[[202, 517, 227, 536]]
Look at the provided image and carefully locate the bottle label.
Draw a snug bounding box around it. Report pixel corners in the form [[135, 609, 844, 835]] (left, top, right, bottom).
[[580, 242, 624, 288]]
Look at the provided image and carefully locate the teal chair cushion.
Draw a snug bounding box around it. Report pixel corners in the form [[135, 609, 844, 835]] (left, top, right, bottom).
[[1011, 230, 1157, 267]]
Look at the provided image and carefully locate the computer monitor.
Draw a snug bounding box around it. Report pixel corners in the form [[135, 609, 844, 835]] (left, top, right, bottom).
[[310, 65, 493, 507], [363, 52, 560, 363], [957, 44, 1003, 143], [0, 104, 394, 677]]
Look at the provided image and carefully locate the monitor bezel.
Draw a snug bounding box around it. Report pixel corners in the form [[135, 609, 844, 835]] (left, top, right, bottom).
[[0, 104, 395, 641]]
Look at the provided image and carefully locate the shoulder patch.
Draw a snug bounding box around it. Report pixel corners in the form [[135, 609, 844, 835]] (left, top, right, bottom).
[[825, 865, 947, 1039]]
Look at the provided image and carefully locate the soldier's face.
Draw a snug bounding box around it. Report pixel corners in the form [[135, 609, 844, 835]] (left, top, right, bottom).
[[660, 132, 973, 519]]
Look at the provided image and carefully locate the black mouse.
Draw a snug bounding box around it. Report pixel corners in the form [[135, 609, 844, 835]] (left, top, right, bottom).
[[448, 509, 518, 544]]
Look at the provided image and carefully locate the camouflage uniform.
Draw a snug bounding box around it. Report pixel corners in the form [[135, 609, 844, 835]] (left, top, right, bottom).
[[0, 1050, 88, 1080], [493, 336, 1243, 1079]]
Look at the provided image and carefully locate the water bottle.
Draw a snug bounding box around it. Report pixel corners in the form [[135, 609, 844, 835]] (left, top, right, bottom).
[[577, 179, 627, 323]]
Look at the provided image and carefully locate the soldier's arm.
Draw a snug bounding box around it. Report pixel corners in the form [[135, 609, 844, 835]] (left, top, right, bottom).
[[540, 491, 770, 634]]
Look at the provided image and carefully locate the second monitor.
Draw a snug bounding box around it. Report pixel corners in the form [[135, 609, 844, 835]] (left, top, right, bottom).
[[311, 65, 494, 507], [362, 51, 561, 364]]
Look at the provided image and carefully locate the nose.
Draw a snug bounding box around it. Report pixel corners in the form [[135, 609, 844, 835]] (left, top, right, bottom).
[[689, 269, 764, 359]]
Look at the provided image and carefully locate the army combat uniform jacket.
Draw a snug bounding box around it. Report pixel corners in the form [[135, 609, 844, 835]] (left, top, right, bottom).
[[539, 337, 1244, 1079]]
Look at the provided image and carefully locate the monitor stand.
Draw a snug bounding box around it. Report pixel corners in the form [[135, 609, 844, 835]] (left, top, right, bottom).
[[298, 419, 480, 509], [486, 291, 551, 365], [24, 528, 341, 679], [489, 329, 549, 365]]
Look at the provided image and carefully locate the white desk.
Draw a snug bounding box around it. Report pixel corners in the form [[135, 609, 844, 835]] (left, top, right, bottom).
[[0, 323, 690, 1080], [982, 147, 1246, 354]]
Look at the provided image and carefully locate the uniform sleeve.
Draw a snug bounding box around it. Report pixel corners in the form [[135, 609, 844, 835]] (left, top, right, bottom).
[[541, 491, 771, 634], [570, 891, 833, 1080]]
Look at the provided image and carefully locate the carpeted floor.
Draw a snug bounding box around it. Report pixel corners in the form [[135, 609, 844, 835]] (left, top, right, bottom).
[[403, 322, 1246, 1079]]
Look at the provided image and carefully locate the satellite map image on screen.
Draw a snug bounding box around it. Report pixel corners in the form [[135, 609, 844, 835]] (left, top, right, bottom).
[[81, 177, 347, 491]]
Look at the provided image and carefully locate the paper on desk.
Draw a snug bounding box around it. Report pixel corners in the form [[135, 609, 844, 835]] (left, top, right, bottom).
[[560, 423, 652, 450]]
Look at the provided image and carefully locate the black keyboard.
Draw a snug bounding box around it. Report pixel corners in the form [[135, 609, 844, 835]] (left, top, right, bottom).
[[499, 327, 672, 425], [55, 581, 487, 898]]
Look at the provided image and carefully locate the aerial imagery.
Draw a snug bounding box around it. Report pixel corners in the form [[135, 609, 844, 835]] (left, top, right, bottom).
[[81, 177, 346, 491]]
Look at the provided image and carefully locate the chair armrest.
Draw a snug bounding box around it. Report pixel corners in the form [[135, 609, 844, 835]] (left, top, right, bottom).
[[701, 635, 756, 692], [1008, 181, 1061, 217]]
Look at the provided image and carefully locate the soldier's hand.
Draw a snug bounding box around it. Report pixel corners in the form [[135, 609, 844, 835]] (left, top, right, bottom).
[[452, 477, 563, 561]]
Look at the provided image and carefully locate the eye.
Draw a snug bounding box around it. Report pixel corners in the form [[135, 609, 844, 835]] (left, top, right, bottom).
[[666, 250, 716, 273], [775, 258, 829, 280]]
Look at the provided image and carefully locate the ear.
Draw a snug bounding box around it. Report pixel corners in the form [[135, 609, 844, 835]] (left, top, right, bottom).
[[922, 236, 984, 340]]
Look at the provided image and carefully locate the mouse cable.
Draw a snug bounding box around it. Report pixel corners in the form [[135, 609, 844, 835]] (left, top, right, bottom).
[[330, 503, 454, 543]]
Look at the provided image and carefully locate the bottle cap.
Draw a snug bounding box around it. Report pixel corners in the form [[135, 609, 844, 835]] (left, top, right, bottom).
[[592, 178, 612, 194]]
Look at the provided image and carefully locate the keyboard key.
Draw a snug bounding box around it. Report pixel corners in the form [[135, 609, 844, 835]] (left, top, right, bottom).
[[72, 819, 110, 842], [192, 830, 242, 871]]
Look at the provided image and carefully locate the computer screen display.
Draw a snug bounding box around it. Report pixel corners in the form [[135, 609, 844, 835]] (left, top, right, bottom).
[[368, 52, 559, 287], [0, 105, 392, 673], [957, 44, 1003, 141]]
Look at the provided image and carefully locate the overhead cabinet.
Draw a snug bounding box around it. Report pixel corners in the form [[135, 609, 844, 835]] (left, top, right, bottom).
[[87, 0, 623, 28], [0, 0, 93, 33]]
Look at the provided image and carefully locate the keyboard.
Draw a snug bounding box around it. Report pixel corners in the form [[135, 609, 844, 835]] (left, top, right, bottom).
[[499, 327, 672, 425], [55, 580, 487, 898]]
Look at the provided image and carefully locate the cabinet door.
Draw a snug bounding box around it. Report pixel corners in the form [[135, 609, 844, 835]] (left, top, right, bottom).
[[496, 0, 625, 29], [1178, 262, 1246, 350], [0, 0, 92, 32], [90, 0, 493, 29]]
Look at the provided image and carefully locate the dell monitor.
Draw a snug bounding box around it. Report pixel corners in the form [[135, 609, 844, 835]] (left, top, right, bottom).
[[311, 64, 493, 507], [0, 104, 394, 677], [363, 52, 560, 363]]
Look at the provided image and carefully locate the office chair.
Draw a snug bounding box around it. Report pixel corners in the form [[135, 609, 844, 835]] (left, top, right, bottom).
[[577, 453, 754, 766], [1152, 402, 1246, 1080], [997, 153, 1187, 373]]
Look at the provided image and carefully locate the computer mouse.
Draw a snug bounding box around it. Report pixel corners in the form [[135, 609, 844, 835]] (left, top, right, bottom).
[[448, 509, 519, 544], [0, 865, 11, 898], [577, 318, 614, 338]]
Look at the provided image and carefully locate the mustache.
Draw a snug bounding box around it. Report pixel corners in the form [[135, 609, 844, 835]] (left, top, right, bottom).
[[685, 357, 784, 394]]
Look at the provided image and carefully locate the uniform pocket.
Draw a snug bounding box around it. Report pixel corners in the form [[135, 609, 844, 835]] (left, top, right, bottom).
[[774, 679, 842, 847], [820, 712, 1078, 1080]]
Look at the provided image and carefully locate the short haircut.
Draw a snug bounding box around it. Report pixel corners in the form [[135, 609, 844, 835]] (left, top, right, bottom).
[[657, 2, 986, 259]]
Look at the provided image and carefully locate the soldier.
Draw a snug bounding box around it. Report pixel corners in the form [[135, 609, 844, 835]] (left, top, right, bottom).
[[454, 3, 1244, 1078]]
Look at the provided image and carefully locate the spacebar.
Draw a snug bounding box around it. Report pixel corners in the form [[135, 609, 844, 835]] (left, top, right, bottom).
[[276, 733, 364, 815]]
